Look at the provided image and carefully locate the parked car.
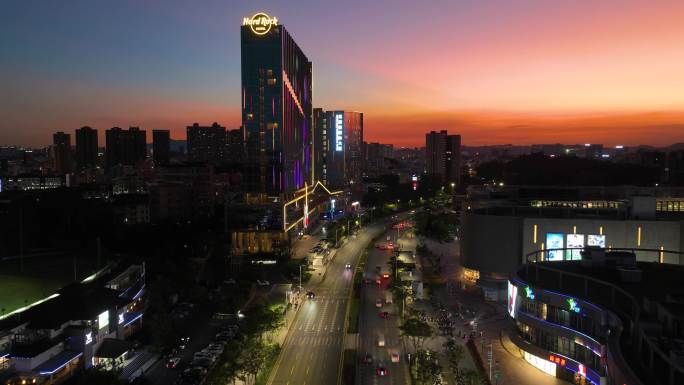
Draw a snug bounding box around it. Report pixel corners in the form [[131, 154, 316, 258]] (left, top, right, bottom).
[[166, 357, 181, 369], [307, 291, 316, 299], [256, 280, 270, 286], [375, 299, 384, 308], [190, 358, 213, 369]]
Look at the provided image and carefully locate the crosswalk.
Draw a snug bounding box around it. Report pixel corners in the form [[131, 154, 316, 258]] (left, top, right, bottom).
[[296, 298, 346, 333]]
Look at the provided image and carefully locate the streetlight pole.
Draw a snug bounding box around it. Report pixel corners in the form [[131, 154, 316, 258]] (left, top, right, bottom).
[[299, 264, 302, 291]]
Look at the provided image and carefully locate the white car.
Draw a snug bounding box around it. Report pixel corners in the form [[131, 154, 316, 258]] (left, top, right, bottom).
[[376, 299, 384, 308]]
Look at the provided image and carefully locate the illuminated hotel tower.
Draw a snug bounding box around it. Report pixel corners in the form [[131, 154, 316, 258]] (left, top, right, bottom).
[[241, 13, 313, 197]]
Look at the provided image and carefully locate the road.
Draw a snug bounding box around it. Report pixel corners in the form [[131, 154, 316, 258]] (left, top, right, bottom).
[[356, 225, 411, 385], [268, 221, 387, 385]]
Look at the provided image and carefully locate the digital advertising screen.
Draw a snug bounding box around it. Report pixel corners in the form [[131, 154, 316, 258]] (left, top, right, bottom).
[[545, 233, 564, 261], [335, 112, 344, 152], [566, 234, 585, 260], [98, 310, 109, 329], [507, 281, 518, 318], [587, 234, 606, 248]]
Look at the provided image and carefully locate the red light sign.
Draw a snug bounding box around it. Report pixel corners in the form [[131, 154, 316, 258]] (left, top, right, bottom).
[[548, 355, 566, 366]]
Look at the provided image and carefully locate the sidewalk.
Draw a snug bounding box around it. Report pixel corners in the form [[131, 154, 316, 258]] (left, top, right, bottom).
[[418, 237, 566, 385]]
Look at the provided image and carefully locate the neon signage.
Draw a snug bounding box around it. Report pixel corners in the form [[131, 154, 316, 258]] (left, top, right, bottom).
[[243, 12, 278, 35], [507, 281, 518, 318], [549, 354, 566, 366], [524, 286, 535, 300], [85, 332, 93, 345], [567, 298, 581, 313], [118, 313, 125, 325], [335, 112, 344, 152]]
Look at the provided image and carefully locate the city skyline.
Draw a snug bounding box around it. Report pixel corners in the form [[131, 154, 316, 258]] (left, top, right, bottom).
[[2, 0, 684, 147]]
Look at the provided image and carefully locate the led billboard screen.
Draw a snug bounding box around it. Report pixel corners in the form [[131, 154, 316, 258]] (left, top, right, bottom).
[[507, 281, 518, 318], [566, 234, 584, 260], [545, 233, 564, 261], [98, 310, 109, 329], [587, 234, 606, 248], [335, 112, 343, 152]]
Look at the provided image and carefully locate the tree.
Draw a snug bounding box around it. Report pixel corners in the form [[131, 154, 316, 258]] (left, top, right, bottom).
[[399, 317, 433, 353], [443, 339, 465, 376], [388, 278, 411, 318], [240, 338, 267, 384], [416, 350, 442, 385], [461, 369, 487, 385]]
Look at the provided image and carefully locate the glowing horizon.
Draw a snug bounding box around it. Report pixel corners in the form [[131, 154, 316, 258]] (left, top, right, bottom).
[[2, 1, 683, 147]]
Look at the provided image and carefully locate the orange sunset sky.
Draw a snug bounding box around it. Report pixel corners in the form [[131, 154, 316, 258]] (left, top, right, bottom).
[[2, 0, 683, 147]]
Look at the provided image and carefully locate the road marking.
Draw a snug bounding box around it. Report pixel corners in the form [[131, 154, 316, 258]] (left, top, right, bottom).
[[291, 365, 295, 375], [306, 366, 310, 374]]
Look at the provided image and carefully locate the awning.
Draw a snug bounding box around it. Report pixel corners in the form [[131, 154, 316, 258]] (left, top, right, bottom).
[[96, 339, 132, 359], [35, 350, 83, 376]]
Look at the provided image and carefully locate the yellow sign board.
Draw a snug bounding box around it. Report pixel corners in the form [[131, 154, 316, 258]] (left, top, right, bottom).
[[243, 12, 278, 35]]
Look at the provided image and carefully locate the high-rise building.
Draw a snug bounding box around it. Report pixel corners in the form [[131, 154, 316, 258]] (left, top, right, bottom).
[[186, 123, 226, 164], [241, 12, 312, 196], [365, 142, 394, 175], [426, 130, 461, 185], [75, 126, 98, 170], [51, 131, 72, 174], [313, 108, 328, 185], [226, 128, 244, 164], [446, 134, 461, 185], [105, 126, 147, 169], [152, 129, 170, 166], [313, 110, 364, 187]]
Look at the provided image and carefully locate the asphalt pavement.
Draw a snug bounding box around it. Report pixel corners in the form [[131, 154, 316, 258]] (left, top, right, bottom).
[[267, 222, 387, 385]]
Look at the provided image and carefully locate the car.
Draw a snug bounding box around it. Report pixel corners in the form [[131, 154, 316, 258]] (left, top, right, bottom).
[[183, 367, 207, 377], [256, 280, 270, 286], [376, 365, 389, 376], [382, 273, 390, 279], [361, 353, 373, 364], [166, 357, 181, 369], [193, 352, 215, 362], [375, 299, 384, 308], [206, 344, 224, 354], [390, 352, 400, 363], [306, 291, 315, 299], [190, 358, 213, 369], [345, 263, 352, 269], [379, 311, 389, 318]]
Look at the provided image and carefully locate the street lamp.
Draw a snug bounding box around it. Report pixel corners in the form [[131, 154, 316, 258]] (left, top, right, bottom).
[[299, 264, 303, 291]]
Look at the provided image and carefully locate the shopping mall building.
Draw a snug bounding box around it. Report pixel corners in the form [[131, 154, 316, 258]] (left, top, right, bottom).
[[460, 185, 684, 299], [458, 186, 684, 385], [507, 249, 684, 385]]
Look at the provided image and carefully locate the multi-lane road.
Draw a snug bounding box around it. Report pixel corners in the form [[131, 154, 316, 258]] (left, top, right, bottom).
[[268, 221, 387, 385], [356, 231, 411, 385]]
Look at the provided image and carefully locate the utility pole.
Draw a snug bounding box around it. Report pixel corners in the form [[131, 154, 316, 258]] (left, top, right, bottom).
[[299, 264, 303, 291], [488, 343, 493, 381]]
